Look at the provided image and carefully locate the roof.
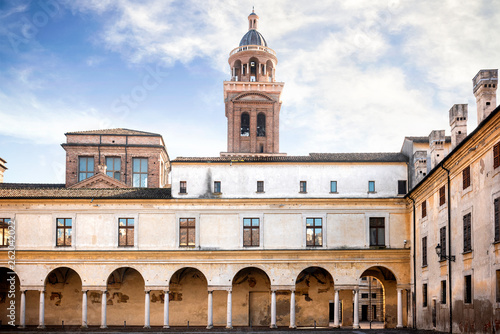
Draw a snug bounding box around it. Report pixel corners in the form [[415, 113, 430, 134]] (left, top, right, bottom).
[[173, 153, 408, 163], [0, 184, 171, 199], [239, 30, 267, 47], [65, 128, 162, 136], [404, 136, 451, 143]]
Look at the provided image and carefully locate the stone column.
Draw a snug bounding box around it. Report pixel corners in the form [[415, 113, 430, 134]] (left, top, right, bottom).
[[264, 64, 267, 79], [37, 290, 45, 329], [163, 289, 170, 328], [144, 290, 151, 328], [82, 290, 88, 328], [270, 290, 277, 328], [100, 290, 107, 329], [397, 288, 403, 328], [207, 290, 213, 329], [20, 290, 26, 328], [289, 290, 296, 328], [333, 289, 340, 328], [226, 289, 233, 329], [353, 288, 360, 329]]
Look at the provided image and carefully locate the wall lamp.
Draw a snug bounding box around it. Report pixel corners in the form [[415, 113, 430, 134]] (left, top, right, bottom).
[[435, 243, 455, 261]]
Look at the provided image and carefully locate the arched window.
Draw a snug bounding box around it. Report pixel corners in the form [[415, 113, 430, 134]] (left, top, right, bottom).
[[257, 113, 266, 137], [241, 113, 250, 136]]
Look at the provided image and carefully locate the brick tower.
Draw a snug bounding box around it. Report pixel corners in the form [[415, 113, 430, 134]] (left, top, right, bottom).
[[221, 10, 285, 156], [472, 69, 497, 124]]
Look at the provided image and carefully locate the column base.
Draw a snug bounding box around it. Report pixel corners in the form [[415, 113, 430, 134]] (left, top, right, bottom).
[[289, 325, 296, 329], [19, 326, 26, 329], [206, 325, 213, 329], [270, 324, 277, 329], [397, 325, 404, 328], [353, 325, 360, 329], [81, 324, 88, 329], [100, 325, 108, 329], [144, 325, 151, 329], [37, 325, 46, 329], [332, 324, 340, 328], [163, 325, 170, 329], [226, 325, 233, 329]]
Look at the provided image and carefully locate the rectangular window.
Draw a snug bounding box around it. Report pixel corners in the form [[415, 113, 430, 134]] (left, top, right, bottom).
[[132, 158, 148, 188], [78, 157, 94, 181], [372, 293, 376, 299], [300, 181, 307, 193], [463, 213, 472, 253], [369, 217, 385, 246], [306, 218, 322, 246], [422, 236, 427, 267], [361, 293, 368, 299], [0, 218, 11, 247], [439, 186, 446, 206], [495, 198, 499, 243], [257, 181, 264, 193], [441, 280, 447, 304], [214, 181, 221, 193], [462, 166, 471, 189], [330, 181, 337, 193], [464, 275, 472, 304], [105, 157, 121, 181], [440, 226, 447, 260], [497, 270, 500, 303], [180, 181, 187, 194], [422, 284, 428, 307], [368, 181, 376, 192], [494, 142, 500, 169], [243, 218, 260, 247], [179, 218, 195, 247], [118, 218, 134, 247], [422, 200, 427, 218], [398, 180, 407, 195], [56, 218, 72, 247]]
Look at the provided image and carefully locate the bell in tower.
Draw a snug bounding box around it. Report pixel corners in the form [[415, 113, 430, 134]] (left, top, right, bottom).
[[221, 10, 286, 157]]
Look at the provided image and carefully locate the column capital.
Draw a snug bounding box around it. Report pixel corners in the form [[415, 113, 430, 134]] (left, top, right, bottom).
[[145, 289, 151, 293]]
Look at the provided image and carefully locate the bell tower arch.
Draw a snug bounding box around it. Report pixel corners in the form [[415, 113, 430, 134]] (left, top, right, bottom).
[[222, 10, 286, 157]]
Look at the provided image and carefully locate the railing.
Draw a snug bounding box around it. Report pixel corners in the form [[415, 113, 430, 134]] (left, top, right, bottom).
[[229, 45, 276, 57]]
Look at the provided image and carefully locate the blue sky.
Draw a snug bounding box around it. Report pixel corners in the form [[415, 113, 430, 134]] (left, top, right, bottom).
[[0, 0, 499, 183]]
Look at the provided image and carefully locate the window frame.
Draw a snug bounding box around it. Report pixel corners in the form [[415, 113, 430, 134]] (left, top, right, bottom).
[[132, 157, 148, 188], [179, 181, 187, 194], [256, 181, 264, 193], [118, 218, 135, 247], [256, 113, 266, 137], [243, 218, 260, 247], [422, 283, 428, 307], [439, 186, 446, 206], [0, 218, 12, 247], [56, 218, 73, 247], [463, 212, 472, 253], [299, 181, 307, 193], [495, 197, 499, 243], [369, 217, 385, 247], [439, 226, 447, 261], [494, 142, 500, 169], [213, 181, 221, 194], [78, 156, 94, 182], [462, 165, 471, 190], [464, 275, 472, 304], [422, 236, 427, 267], [306, 217, 323, 247], [398, 180, 407, 195], [240, 112, 250, 137], [421, 200, 427, 218], [105, 156, 121, 181], [368, 181, 376, 193], [179, 217, 196, 247], [330, 181, 338, 193], [441, 280, 447, 304]]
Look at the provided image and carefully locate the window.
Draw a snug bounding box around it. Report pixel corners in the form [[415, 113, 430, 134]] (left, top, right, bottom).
[[0, 218, 11, 247], [462, 166, 471, 189], [422, 236, 427, 267], [330, 181, 337, 193], [118, 218, 134, 247], [243, 218, 260, 247], [372, 293, 376, 299], [306, 218, 323, 246], [257, 181, 264, 193], [440, 226, 447, 261], [361, 293, 368, 299], [106, 157, 121, 181], [439, 186, 446, 206], [422, 284, 428, 307], [464, 275, 472, 304], [179, 218, 195, 247], [180, 181, 187, 194], [441, 280, 447, 304], [463, 213, 472, 253], [300, 181, 307, 193], [495, 198, 500, 243], [494, 142, 500, 169], [497, 270, 500, 303], [369, 217, 385, 246], [132, 158, 148, 188], [422, 200, 427, 218], [56, 218, 72, 247], [78, 157, 94, 181], [241, 113, 250, 136], [398, 180, 407, 195], [214, 181, 221, 193], [368, 181, 375, 192], [257, 113, 266, 137]]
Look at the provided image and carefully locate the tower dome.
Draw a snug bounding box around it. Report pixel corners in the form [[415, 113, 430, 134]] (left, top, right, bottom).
[[239, 9, 267, 47]]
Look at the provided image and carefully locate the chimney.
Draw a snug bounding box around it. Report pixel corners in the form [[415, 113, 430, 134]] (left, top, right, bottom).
[[413, 151, 428, 185], [429, 130, 445, 169], [0, 158, 7, 183], [473, 69, 498, 123], [449, 104, 468, 149]]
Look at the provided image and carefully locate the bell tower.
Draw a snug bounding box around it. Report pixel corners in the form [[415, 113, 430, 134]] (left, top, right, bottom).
[[221, 10, 286, 157]]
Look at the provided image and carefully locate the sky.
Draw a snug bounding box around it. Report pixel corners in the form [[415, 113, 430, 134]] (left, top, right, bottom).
[[0, 0, 499, 183]]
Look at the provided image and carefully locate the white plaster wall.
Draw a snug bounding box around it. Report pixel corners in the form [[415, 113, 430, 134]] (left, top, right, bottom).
[[171, 163, 408, 198], [262, 213, 302, 249], [199, 213, 239, 249]]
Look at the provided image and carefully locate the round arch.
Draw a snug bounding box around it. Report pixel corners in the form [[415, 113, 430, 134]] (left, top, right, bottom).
[[169, 267, 208, 326], [106, 267, 145, 326]]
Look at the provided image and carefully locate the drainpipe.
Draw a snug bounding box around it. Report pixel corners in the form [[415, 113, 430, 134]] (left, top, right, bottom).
[[408, 195, 417, 329], [441, 165, 452, 334]]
